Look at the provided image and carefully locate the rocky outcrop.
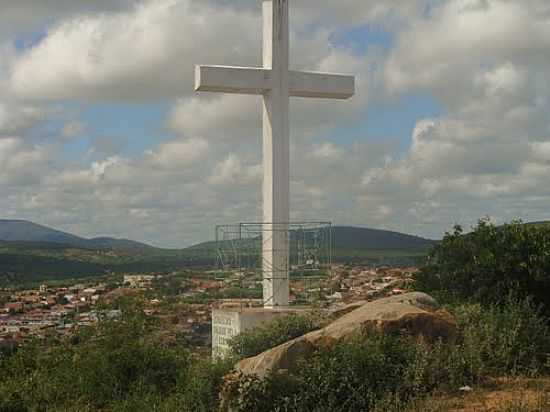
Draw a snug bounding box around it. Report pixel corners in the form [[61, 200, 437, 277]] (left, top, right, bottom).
[[234, 292, 456, 379]]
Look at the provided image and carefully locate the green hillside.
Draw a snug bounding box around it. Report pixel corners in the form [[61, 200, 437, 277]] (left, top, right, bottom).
[[332, 226, 434, 249], [0, 240, 212, 288], [190, 226, 435, 265], [0, 220, 153, 250], [0, 223, 439, 286], [331, 226, 434, 264]]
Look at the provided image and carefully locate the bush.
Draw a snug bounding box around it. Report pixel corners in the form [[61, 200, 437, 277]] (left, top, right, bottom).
[[226, 296, 550, 412], [227, 330, 480, 412], [450, 296, 550, 378], [227, 331, 419, 412], [177, 357, 234, 412], [229, 313, 322, 359], [414, 219, 550, 311], [0, 305, 232, 412]]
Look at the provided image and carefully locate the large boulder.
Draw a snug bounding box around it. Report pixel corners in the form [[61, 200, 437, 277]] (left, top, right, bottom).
[[234, 292, 456, 379]]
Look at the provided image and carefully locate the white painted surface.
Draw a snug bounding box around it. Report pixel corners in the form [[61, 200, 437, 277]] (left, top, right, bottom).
[[194, 0, 355, 308], [288, 70, 355, 99], [195, 65, 270, 95], [211, 310, 241, 359], [261, 0, 290, 309], [196, 66, 354, 100]]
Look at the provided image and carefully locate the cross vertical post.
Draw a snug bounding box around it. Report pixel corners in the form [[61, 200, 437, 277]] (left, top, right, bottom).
[[194, 0, 355, 310], [262, 0, 290, 308]]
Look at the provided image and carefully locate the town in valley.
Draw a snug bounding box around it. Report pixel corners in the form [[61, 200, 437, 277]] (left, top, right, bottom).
[[0, 264, 417, 354]]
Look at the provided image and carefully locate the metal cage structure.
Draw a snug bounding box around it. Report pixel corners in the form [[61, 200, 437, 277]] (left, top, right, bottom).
[[215, 222, 333, 307]]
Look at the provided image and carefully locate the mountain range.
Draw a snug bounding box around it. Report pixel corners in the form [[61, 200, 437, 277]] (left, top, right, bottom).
[[0, 219, 437, 285], [0, 220, 153, 250], [0, 220, 436, 252]]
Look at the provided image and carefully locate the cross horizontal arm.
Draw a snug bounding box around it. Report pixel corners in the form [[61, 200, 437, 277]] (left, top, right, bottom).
[[195, 65, 270, 95], [195, 65, 355, 100], [289, 70, 355, 100]]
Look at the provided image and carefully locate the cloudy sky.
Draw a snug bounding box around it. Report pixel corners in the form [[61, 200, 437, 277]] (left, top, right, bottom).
[[1, 0, 549, 247]]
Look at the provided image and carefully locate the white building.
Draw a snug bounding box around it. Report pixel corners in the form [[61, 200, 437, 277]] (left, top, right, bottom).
[[123, 275, 156, 289]]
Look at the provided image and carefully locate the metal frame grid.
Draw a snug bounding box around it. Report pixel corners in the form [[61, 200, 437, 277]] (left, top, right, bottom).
[[215, 222, 333, 307]]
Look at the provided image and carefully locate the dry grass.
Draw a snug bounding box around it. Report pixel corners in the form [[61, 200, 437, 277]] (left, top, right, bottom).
[[404, 378, 550, 412]]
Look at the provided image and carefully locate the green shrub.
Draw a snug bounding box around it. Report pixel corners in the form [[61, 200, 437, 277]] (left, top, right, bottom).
[[227, 331, 430, 412], [177, 357, 234, 412], [414, 219, 550, 311], [229, 313, 322, 359], [226, 296, 550, 411], [405, 297, 550, 392], [449, 296, 550, 378], [0, 305, 232, 412], [227, 331, 480, 412]]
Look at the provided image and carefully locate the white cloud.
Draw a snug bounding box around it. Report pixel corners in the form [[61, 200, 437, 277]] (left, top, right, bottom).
[[3, 0, 550, 246], [0, 104, 45, 136], [323, 0, 550, 237], [9, 0, 260, 101], [0, 0, 389, 245], [145, 138, 210, 169], [196, 0, 434, 30], [0, 0, 135, 35], [168, 95, 261, 141], [386, 0, 550, 105], [209, 154, 261, 186], [311, 142, 344, 161], [91, 156, 121, 179], [8, 0, 375, 103], [0, 137, 49, 185], [530, 142, 550, 163]]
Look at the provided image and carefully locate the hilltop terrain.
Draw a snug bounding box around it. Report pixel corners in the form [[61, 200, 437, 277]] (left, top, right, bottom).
[[0, 220, 153, 250], [1, 219, 550, 411], [0, 220, 437, 285]]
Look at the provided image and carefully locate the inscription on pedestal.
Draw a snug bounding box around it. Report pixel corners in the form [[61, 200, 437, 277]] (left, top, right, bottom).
[[212, 311, 240, 358]]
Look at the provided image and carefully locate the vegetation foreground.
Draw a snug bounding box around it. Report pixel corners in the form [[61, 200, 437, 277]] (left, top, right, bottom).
[[1, 219, 550, 411]]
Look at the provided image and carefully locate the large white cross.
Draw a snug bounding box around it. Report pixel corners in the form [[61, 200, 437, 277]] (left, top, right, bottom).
[[195, 0, 355, 308]]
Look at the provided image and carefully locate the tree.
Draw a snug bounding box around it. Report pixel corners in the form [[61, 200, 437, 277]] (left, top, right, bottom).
[[414, 219, 550, 311]]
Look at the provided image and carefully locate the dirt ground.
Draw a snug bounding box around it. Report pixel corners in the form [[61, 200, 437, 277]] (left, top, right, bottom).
[[408, 378, 550, 412]]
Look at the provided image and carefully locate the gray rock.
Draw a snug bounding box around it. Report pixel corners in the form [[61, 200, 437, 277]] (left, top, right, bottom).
[[235, 292, 455, 379]]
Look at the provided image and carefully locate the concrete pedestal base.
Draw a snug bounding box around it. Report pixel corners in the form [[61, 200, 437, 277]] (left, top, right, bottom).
[[212, 307, 307, 358]]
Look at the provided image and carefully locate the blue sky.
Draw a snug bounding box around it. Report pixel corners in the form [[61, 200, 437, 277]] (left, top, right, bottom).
[[25, 23, 442, 168], [1, 0, 549, 247]]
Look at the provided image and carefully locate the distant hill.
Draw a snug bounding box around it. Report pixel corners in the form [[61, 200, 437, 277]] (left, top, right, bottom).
[[189, 226, 435, 252], [0, 220, 437, 286], [0, 220, 436, 253], [0, 220, 212, 287], [186, 226, 436, 266], [85, 237, 155, 250], [332, 226, 435, 250], [3, 219, 549, 287], [0, 220, 153, 251], [0, 220, 85, 245]]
